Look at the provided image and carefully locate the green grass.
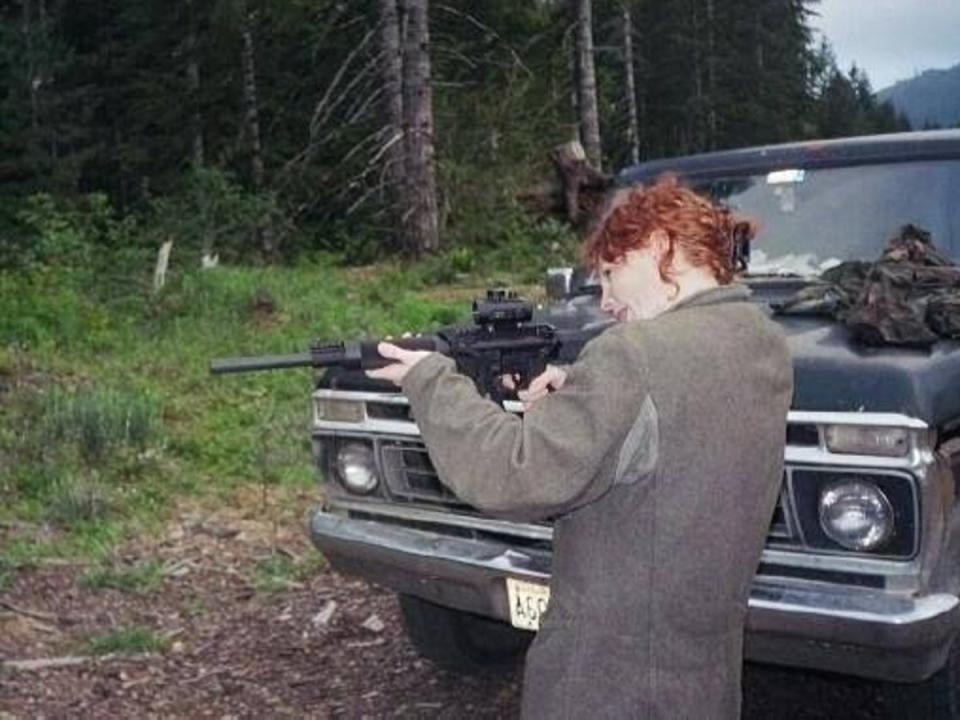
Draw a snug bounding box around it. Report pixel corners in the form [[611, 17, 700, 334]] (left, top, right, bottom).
[[251, 549, 325, 593], [85, 626, 169, 656], [36, 388, 161, 463], [44, 475, 113, 526], [0, 557, 13, 591], [81, 561, 164, 593], [0, 520, 123, 568], [0, 253, 552, 568], [252, 553, 298, 593]]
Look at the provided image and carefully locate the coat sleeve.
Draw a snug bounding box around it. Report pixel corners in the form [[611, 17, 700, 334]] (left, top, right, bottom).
[[400, 327, 650, 521]]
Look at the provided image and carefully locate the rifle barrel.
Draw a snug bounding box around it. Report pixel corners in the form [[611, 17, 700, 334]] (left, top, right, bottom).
[[210, 352, 314, 374]]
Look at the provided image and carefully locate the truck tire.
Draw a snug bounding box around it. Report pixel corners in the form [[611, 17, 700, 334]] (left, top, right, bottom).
[[398, 594, 531, 673], [880, 641, 960, 719]]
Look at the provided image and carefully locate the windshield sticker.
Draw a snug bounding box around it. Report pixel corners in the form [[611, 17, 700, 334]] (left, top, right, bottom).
[[773, 185, 796, 213], [766, 168, 805, 185], [747, 249, 820, 277]]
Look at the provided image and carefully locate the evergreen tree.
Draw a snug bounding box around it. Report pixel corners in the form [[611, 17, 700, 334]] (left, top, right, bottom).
[[0, 0, 922, 264]]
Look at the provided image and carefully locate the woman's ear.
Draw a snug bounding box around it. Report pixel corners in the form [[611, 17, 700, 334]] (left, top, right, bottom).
[[648, 229, 671, 262]]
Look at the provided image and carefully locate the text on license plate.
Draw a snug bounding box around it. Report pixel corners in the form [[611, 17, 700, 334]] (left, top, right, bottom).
[[506, 577, 551, 631]]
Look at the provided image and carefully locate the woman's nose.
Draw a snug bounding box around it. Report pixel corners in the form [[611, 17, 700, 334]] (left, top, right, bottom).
[[600, 290, 614, 313]]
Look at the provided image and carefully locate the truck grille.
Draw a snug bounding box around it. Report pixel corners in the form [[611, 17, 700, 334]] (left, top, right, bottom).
[[377, 439, 799, 545], [380, 440, 462, 505], [767, 489, 799, 546]]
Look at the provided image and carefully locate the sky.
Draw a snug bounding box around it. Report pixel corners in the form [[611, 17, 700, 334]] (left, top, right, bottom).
[[811, 0, 960, 91]]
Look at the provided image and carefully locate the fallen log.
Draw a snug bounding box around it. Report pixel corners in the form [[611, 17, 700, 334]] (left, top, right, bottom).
[[2, 652, 157, 672], [0, 600, 80, 625]]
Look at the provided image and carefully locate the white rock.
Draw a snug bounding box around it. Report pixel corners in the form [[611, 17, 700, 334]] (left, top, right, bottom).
[[312, 600, 338, 628], [361, 614, 385, 633]]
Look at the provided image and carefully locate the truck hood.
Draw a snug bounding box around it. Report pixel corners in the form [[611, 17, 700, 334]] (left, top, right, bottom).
[[537, 291, 960, 427], [775, 313, 959, 425]]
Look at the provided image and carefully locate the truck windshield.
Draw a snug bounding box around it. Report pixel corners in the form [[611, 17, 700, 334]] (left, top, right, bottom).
[[693, 160, 960, 277]]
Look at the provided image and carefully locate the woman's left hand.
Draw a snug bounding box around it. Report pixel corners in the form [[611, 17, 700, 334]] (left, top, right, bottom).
[[365, 342, 433, 386]]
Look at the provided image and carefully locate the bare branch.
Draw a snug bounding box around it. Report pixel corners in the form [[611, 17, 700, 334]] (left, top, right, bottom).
[[0, 599, 80, 625], [365, 130, 404, 170], [311, 53, 382, 137], [434, 46, 480, 70], [343, 84, 385, 127], [3, 653, 158, 672], [309, 27, 379, 137], [340, 126, 391, 168], [346, 182, 385, 216], [435, 3, 533, 77]]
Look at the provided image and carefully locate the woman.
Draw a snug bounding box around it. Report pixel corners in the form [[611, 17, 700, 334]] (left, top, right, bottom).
[[369, 176, 793, 719]]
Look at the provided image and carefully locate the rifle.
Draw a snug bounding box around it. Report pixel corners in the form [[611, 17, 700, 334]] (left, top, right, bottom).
[[210, 290, 562, 404]]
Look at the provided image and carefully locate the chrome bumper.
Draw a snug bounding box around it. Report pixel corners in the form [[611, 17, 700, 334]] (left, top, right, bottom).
[[310, 510, 960, 683]]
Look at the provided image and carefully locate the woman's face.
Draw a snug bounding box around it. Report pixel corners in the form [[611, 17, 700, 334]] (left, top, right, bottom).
[[598, 236, 672, 322]]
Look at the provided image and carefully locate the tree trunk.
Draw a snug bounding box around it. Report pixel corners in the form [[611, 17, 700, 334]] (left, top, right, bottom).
[[238, 0, 274, 257], [574, 0, 602, 170], [620, 3, 640, 165], [22, 0, 38, 131], [691, 0, 704, 151], [401, 0, 439, 256], [23, 0, 48, 142], [379, 0, 404, 242], [568, 40, 579, 142], [705, 0, 717, 149], [240, 2, 264, 190], [186, 0, 205, 166], [754, 10, 764, 74]]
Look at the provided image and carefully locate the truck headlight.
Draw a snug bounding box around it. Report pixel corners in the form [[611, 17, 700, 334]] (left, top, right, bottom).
[[336, 442, 379, 494], [818, 480, 894, 551], [824, 425, 909, 457]]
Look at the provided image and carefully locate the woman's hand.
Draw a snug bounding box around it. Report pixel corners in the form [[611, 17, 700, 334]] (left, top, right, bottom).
[[517, 365, 567, 410], [365, 342, 433, 386]]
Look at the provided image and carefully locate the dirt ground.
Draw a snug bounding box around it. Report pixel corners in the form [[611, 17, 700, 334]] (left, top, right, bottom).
[[0, 491, 922, 719], [0, 489, 522, 719]]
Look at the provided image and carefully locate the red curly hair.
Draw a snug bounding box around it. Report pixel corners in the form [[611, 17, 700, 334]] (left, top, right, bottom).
[[583, 174, 754, 285]]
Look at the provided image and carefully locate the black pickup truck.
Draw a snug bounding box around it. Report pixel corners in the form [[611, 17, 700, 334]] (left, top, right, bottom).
[[309, 129, 960, 716]]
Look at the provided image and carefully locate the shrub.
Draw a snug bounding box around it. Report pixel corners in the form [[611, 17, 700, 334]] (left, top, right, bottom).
[[149, 166, 283, 266], [14, 193, 145, 276], [13, 464, 65, 500], [0, 555, 13, 591], [45, 474, 112, 526], [253, 553, 297, 593], [86, 626, 169, 655], [37, 387, 161, 463], [0, 270, 110, 350], [81, 561, 163, 594]]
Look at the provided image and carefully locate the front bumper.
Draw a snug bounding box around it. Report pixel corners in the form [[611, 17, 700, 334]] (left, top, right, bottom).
[[310, 509, 960, 683]]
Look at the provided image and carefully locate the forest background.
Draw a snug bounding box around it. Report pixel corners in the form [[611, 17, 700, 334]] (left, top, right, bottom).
[[0, 0, 923, 594], [1, 0, 914, 268]]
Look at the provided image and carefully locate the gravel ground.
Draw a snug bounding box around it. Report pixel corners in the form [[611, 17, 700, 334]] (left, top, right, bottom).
[[0, 496, 932, 719]]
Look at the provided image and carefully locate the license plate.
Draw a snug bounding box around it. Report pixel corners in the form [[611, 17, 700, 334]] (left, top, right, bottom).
[[506, 577, 551, 631]]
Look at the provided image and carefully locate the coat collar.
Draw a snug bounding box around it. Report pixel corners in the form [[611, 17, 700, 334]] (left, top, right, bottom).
[[663, 283, 752, 315]]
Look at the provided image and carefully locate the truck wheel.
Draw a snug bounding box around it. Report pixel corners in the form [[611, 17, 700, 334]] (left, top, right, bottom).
[[398, 594, 531, 673], [880, 642, 960, 719]]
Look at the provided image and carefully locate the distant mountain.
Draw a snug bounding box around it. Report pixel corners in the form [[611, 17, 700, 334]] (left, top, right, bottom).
[[877, 63, 960, 129]]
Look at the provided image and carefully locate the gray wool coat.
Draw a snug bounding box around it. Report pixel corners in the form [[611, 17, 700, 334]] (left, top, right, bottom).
[[401, 284, 794, 720]]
